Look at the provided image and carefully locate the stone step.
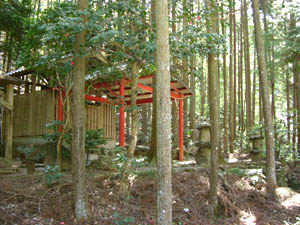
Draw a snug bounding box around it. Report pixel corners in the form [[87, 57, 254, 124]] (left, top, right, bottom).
[[0, 168, 18, 175]]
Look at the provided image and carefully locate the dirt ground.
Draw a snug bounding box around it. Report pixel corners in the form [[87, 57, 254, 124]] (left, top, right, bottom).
[[0, 166, 300, 225]]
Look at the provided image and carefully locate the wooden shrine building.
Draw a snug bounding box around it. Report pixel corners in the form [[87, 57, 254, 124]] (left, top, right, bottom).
[[88, 74, 193, 160], [1, 68, 192, 167]]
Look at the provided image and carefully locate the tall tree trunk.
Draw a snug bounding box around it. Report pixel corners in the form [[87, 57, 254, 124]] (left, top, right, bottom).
[[243, 0, 252, 130], [5, 34, 13, 73], [141, 0, 147, 136], [200, 58, 206, 117], [286, 67, 291, 144], [294, 58, 300, 156], [238, 21, 245, 132], [155, 0, 172, 223], [233, 3, 237, 139], [238, 22, 244, 152], [126, 111, 131, 141], [252, 48, 256, 125], [120, 62, 139, 196], [261, 0, 277, 155], [222, 8, 228, 156], [229, 0, 234, 153], [2, 32, 9, 73], [190, 57, 196, 143], [142, 104, 148, 140], [72, 0, 89, 219], [251, 0, 277, 194], [171, 0, 179, 149], [183, 0, 189, 134], [149, 0, 157, 164], [206, 0, 219, 214], [290, 13, 300, 156], [172, 101, 179, 149], [127, 63, 139, 157], [293, 71, 297, 155]]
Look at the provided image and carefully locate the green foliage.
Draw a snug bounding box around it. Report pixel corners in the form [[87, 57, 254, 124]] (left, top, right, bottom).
[[63, 128, 107, 153], [96, 146, 146, 173], [44, 165, 63, 186], [44, 120, 71, 159], [225, 168, 265, 186], [247, 122, 264, 137], [17, 0, 225, 87], [85, 129, 107, 150], [274, 118, 295, 161], [44, 120, 107, 168], [289, 174, 300, 191], [0, 0, 31, 71], [18, 0, 157, 84], [17, 145, 44, 163], [113, 212, 134, 225], [44, 120, 107, 161], [226, 167, 246, 177], [44, 120, 65, 143]]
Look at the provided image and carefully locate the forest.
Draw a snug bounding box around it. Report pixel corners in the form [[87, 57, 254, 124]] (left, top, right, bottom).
[[0, 0, 300, 224]]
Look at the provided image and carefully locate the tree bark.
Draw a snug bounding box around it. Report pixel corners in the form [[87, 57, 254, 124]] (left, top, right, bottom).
[[190, 57, 196, 143], [206, 0, 219, 214], [252, 48, 256, 125], [251, 0, 277, 194], [222, 8, 228, 156], [155, 0, 172, 223], [290, 13, 300, 156], [294, 58, 300, 156], [71, 0, 89, 220], [149, 0, 157, 164], [127, 62, 139, 157], [243, 0, 252, 130], [229, 0, 234, 153], [200, 58, 206, 117], [286, 67, 291, 144], [183, 0, 189, 134], [171, 0, 179, 149], [233, 3, 237, 139], [142, 104, 148, 139], [126, 111, 131, 141], [238, 21, 245, 133], [120, 62, 139, 196]]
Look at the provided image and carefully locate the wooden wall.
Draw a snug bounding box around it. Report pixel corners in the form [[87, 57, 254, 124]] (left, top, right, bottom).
[[86, 104, 116, 139], [11, 91, 116, 139], [13, 91, 56, 137]]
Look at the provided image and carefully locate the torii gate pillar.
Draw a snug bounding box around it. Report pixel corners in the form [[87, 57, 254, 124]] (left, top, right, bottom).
[[179, 98, 184, 161]]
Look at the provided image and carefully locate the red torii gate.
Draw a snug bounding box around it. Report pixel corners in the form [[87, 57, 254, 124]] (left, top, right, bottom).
[[58, 74, 192, 160]]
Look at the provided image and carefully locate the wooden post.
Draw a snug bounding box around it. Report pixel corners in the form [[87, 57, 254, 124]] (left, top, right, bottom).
[[58, 93, 63, 132], [5, 84, 13, 167], [119, 81, 125, 147], [179, 98, 184, 161], [57, 92, 63, 170]]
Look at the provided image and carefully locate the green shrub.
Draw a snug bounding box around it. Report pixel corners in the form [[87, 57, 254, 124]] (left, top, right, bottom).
[[44, 165, 63, 186], [113, 212, 134, 225], [17, 145, 44, 163]]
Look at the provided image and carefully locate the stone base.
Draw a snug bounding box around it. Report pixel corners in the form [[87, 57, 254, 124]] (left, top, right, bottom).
[[250, 150, 262, 162], [195, 147, 210, 167]]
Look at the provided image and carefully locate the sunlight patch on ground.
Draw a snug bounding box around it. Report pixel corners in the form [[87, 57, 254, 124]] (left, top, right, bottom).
[[276, 187, 300, 209], [129, 174, 137, 187], [239, 209, 257, 225], [174, 159, 196, 166]]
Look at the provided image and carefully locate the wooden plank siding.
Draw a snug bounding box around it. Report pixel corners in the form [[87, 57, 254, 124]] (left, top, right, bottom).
[[85, 104, 116, 139], [13, 91, 56, 137], [11, 91, 116, 139]]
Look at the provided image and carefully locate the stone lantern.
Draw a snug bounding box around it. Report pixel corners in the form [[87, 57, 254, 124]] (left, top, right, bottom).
[[195, 123, 211, 166], [249, 135, 264, 162]]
